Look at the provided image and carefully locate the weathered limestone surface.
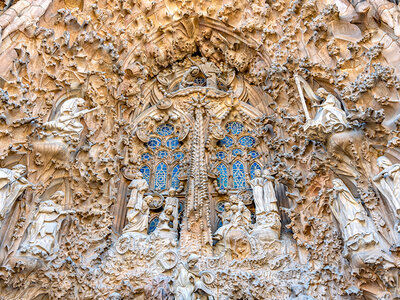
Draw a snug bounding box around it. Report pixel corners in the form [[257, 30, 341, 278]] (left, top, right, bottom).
[[0, 0, 400, 299]]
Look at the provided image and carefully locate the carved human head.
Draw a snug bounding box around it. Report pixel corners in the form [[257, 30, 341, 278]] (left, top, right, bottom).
[[316, 88, 329, 98], [51, 191, 65, 203], [187, 254, 199, 267], [229, 194, 239, 204], [262, 168, 270, 176], [136, 172, 143, 179], [168, 188, 176, 196], [332, 178, 344, 188], [12, 164, 26, 176], [377, 156, 393, 169], [254, 169, 262, 177], [144, 195, 153, 204], [61, 98, 85, 113], [190, 66, 200, 76], [224, 202, 231, 211], [231, 205, 239, 213]]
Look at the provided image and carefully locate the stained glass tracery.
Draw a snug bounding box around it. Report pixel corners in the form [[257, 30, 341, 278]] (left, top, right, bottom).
[[171, 164, 181, 190], [217, 163, 228, 190], [226, 122, 244, 135], [156, 124, 174, 136], [232, 160, 246, 189], [154, 162, 167, 190], [238, 136, 256, 148], [140, 165, 151, 184]]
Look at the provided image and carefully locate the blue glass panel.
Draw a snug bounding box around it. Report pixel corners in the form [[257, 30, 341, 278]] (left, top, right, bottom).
[[147, 138, 161, 150], [171, 164, 181, 190], [157, 150, 168, 159], [249, 150, 259, 159], [216, 218, 222, 230], [155, 162, 167, 190], [178, 202, 184, 214], [166, 137, 180, 150], [216, 151, 226, 160], [250, 162, 262, 179], [216, 201, 226, 212], [148, 217, 159, 234], [140, 165, 150, 184], [233, 160, 246, 189], [156, 124, 174, 136], [226, 122, 244, 135], [217, 136, 233, 148], [238, 136, 256, 148], [173, 152, 185, 160], [216, 163, 228, 189], [232, 149, 243, 157], [141, 153, 152, 161]]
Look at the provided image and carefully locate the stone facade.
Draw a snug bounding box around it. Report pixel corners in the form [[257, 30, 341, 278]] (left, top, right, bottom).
[[0, 0, 400, 299]]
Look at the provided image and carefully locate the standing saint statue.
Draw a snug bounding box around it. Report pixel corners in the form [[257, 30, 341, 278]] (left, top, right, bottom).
[[20, 191, 73, 257], [373, 156, 400, 218], [248, 169, 265, 215], [122, 195, 152, 235], [330, 179, 377, 255], [0, 164, 32, 223], [127, 172, 149, 211], [262, 169, 279, 214]]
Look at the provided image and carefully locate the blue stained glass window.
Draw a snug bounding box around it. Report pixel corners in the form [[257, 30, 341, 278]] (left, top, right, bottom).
[[173, 152, 185, 160], [147, 138, 161, 150], [226, 122, 244, 135], [233, 160, 246, 189], [140, 165, 150, 184], [249, 150, 259, 159], [178, 202, 184, 214], [171, 164, 181, 190], [216, 151, 226, 160], [250, 162, 262, 179], [156, 124, 174, 136], [155, 162, 167, 190], [216, 218, 222, 230], [217, 136, 233, 148], [238, 136, 256, 148], [157, 151, 168, 159], [166, 137, 180, 150], [216, 163, 228, 190], [148, 217, 159, 234], [216, 201, 226, 212], [232, 149, 243, 156], [141, 153, 152, 161]]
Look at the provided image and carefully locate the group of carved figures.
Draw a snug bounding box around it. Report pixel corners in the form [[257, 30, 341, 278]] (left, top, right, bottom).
[[0, 97, 97, 259], [121, 172, 179, 242], [0, 165, 71, 258]]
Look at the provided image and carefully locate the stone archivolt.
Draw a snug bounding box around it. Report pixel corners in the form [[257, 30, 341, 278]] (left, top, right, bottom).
[[1, 0, 400, 299]]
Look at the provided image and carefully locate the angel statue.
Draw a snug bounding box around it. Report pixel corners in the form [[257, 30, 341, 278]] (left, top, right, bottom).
[[330, 179, 377, 257], [294, 75, 348, 136], [0, 165, 32, 225], [373, 156, 400, 225]]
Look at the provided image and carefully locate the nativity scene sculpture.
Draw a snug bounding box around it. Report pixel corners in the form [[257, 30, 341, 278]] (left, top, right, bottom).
[[0, 165, 32, 226], [1, 0, 400, 297]]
